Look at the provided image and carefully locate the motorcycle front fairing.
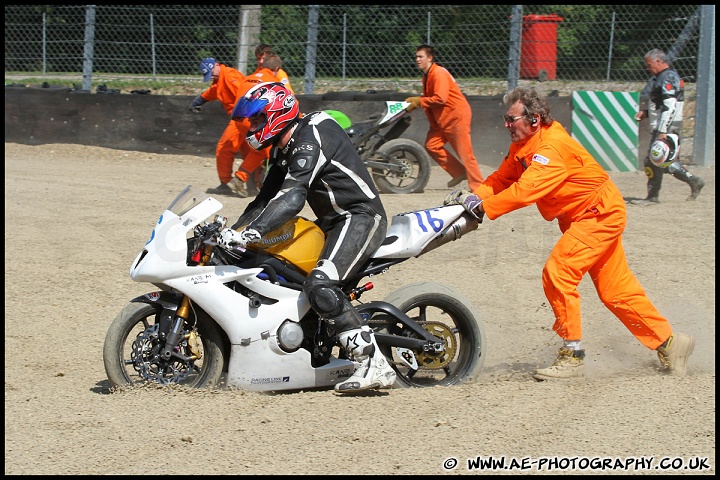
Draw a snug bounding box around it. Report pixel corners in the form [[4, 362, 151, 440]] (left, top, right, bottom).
[[129, 186, 356, 391]]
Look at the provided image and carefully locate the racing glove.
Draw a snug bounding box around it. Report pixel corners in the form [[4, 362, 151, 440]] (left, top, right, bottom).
[[443, 190, 485, 223], [218, 227, 261, 249], [404, 96, 421, 112], [189, 94, 207, 112]]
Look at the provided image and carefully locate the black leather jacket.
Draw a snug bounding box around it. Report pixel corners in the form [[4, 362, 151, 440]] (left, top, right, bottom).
[[233, 111, 387, 234]]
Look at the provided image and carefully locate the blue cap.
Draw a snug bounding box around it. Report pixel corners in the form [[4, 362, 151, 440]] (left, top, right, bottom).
[[199, 57, 216, 82]]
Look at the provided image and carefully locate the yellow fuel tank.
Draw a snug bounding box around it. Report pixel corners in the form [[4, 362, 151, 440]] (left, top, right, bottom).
[[244, 217, 325, 275]]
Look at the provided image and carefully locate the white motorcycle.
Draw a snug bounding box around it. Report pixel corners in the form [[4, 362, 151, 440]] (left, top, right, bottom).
[[103, 185, 486, 392]]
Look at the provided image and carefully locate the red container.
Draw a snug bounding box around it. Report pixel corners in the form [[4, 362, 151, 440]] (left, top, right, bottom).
[[519, 14, 563, 81]]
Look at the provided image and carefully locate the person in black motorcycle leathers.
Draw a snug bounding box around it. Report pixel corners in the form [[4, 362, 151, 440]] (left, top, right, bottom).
[[634, 48, 704, 204], [217, 82, 396, 393]]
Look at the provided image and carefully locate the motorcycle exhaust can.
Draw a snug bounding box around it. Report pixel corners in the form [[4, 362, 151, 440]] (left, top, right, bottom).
[[419, 212, 479, 256], [373, 205, 479, 259]]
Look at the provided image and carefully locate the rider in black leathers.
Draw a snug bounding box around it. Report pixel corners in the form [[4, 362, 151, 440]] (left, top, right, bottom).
[[635, 48, 704, 203], [219, 82, 396, 393]]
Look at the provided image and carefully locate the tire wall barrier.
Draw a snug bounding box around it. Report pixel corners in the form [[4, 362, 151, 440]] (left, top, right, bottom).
[[5, 86, 613, 171]]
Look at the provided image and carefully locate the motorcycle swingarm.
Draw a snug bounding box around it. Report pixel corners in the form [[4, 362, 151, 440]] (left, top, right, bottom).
[[364, 158, 408, 173], [357, 300, 438, 347]]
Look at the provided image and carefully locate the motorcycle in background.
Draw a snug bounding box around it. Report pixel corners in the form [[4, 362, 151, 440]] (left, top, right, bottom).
[[326, 100, 432, 194]]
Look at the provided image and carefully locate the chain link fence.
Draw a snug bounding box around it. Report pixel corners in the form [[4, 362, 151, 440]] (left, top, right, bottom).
[[5, 5, 703, 92], [5, 5, 713, 165]]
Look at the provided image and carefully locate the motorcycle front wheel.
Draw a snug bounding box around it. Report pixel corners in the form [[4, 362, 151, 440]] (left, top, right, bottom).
[[374, 282, 486, 388], [103, 302, 225, 389], [371, 138, 431, 194]]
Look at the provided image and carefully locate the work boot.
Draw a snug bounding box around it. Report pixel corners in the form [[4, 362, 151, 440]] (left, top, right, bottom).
[[687, 176, 705, 200], [632, 197, 660, 206], [228, 177, 248, 198], [447, 172, 467, 188], [335, 326, 396, 393], [206, 181, 246, 198], [206, 183, 233, 195], [532, 348, 585, 381], [656, 333, 695, 376]]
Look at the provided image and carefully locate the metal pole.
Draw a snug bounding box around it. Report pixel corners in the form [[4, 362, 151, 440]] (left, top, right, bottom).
[[150, 14, 156, 78], [508, 5, 523, 90], [237, 6, 250, 73], [342, 14, 346, 79], [42, 13, 47, 78], [693, 5, 715, 167], [427, 12, 431, 44], [304, 5, 319, 94], [606, 12, 615, 82], [81, 5, 96, 91]]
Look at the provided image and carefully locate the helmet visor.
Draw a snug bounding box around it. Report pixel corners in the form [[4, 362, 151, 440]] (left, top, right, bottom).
[[231, 97, 269, 121]]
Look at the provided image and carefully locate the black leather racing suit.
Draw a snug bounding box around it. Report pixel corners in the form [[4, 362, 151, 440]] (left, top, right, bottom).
[[232, 111, 388, 332], [640, 66, 693, 199]]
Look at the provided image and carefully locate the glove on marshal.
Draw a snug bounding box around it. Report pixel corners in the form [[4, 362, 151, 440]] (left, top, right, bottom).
[[404, 96, 421, 112], [443, 190, 484, 222], [189, 94, 207, 112]]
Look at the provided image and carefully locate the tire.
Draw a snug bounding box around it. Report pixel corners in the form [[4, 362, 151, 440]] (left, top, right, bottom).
[[103, 302, 225, 389], [376, 282, 486, 388], [371, 138, 431, 194]]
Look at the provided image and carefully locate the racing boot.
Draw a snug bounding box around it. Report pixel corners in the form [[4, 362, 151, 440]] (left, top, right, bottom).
[[687, 175, 705, 200], [670, 165, 705, 201], [335, 325, 396, 393], [633, 162, 662, 205], [532, 348, 585, 381], [656, 333, 695, 376]]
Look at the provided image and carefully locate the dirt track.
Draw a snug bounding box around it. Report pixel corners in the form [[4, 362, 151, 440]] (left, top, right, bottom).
[[4, 143, 715, 475]]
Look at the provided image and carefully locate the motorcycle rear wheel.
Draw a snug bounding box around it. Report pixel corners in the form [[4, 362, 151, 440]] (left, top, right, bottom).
[[371, 138, 431, 194], [103, 302, 225, 389], [376, 282, 486, 388]]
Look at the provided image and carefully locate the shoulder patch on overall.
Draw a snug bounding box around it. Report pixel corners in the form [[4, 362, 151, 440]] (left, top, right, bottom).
[[532, 153, 550, 165]]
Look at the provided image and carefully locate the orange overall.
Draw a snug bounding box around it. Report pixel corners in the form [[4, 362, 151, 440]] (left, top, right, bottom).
[[474, 121, 672, 349], [420, 63, 484, 190], [225, 68, 282, 182], [254, 66, 294, 94], [201, 65, 277, 184]]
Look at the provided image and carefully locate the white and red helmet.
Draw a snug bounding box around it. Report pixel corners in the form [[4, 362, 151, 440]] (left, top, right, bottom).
[[231, 82, 299, 150], [649, 133, 679, 166]]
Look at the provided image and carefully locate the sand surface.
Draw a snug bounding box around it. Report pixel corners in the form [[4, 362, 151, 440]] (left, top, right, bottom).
[[4, 143, 715, 475]]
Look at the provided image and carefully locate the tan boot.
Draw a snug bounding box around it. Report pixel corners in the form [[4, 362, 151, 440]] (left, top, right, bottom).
[[447, 172, 467, 188], [533, 348, 585, 381], [228, 177, 248, 198], [656, 333, 695, 376]]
